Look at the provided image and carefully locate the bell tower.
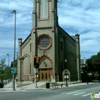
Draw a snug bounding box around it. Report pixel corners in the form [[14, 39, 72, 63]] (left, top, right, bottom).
[[32, 0, 58, 28], [32, 0, 59, 82]]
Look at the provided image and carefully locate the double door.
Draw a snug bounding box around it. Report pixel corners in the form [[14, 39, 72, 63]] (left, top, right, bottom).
[[39, 68, 52, 81]]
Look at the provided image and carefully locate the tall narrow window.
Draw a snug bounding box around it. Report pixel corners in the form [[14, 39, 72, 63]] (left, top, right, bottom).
[[61, 41, 63, 50], [61, 62, 64, 72], [40, 0, 48, 19]]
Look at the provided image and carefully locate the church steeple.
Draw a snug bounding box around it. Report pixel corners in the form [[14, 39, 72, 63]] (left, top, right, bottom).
[[39, 0, 49, 19], [32, 0, 58, 28]]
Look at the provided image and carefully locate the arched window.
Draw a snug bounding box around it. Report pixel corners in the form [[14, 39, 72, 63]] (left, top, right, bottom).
[[39, 0, 48, 19]]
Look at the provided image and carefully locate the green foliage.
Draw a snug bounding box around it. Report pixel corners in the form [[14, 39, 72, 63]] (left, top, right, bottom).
[[0, 58, 12, 83], [94, 71, 99, 80], [0, 58, 6, 70], [0, 58, 6, 83], [4, 67, 12, 79], [86, 59, 94, 71], [90, 52, 100, 67], [94, 71, 99, 77], [0, 57, 18, 84], [86, 51, 100, 80], [91, 55, 97, 66]]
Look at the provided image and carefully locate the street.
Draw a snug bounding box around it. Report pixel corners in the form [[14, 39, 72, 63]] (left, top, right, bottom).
[[0, 83, 100, 100]]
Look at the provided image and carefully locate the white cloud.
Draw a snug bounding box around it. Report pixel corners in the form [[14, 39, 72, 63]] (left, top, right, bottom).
[[80, 32, 100, 51], [58, 0, 100, 58], [0, 0, 100, 63]]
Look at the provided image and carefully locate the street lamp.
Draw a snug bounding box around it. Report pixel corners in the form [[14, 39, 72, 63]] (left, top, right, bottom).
[[7, 54, 10, 67], [64, 71, 69, 87], [65, 59, 67, 63], [11, 10, 16, 91], [64, 59, 68, 86]]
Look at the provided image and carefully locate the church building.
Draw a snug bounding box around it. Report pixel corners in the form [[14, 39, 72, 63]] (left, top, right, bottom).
[[17, 0, 81, 85]]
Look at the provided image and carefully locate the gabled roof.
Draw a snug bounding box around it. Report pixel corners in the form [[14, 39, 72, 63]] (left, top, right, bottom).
[[22, 33, 31, 45], [58, 26, 76, 42]]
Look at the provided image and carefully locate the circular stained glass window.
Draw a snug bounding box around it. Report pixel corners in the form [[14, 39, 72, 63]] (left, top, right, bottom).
[[38, 34, 52, 50]]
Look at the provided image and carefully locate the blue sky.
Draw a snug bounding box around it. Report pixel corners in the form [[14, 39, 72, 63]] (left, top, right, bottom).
[[0, 0, 100, 65]]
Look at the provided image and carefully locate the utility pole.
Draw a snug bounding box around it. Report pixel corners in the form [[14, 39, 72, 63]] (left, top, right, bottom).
[[11, 10, 16, 91]]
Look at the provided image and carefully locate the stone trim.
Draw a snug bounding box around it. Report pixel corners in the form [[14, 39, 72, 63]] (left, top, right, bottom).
[[38, 0, 50, 20], [39, 54, 53, 68]]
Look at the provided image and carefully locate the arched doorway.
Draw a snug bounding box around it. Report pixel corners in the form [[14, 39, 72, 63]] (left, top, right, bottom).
[[38, 55, 52, 81], [39, 68, 52, 81], [62, 69, 70, 81]]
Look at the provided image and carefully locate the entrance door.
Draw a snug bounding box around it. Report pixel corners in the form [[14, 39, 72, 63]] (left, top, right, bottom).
[[39, 68, 52, 81]]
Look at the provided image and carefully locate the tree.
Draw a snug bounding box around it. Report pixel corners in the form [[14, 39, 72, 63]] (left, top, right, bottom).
[[4, 67, 12, 79], [94, 71, 99, 80], [86, 51, 100, 80], [0, 58, 6, 83], [86, 59, 94, 72]]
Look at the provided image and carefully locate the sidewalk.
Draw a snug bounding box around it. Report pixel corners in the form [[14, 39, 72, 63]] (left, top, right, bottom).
[[23, 81, 94, 89], [0, 81, 26, 92], [0, 81, 94, 92]]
